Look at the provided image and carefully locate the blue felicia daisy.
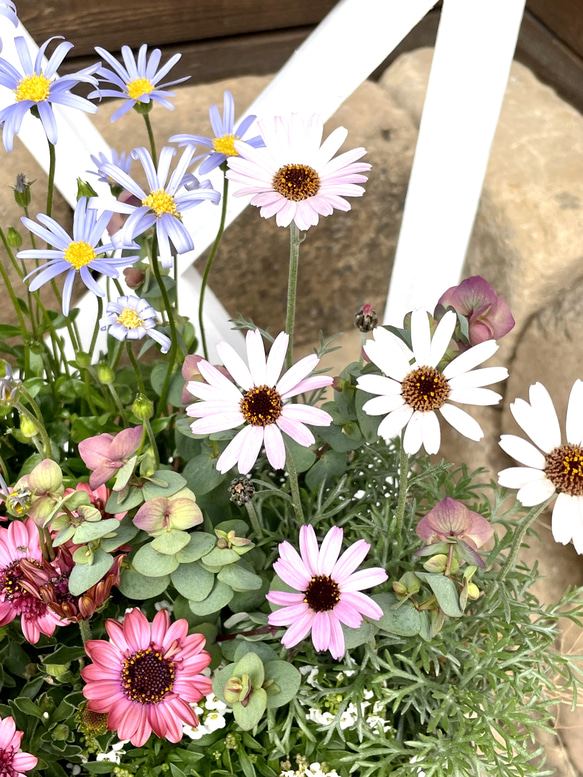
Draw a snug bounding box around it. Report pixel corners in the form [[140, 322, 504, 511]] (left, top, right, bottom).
[[89, 145, 221, 268], [90, 43, 189, 122], [170, 90, 264, 175], [88, 147, 133, 188], [18, 198, 140, 317], [0, 36, 98, 152], [100, 295, 171, 353]]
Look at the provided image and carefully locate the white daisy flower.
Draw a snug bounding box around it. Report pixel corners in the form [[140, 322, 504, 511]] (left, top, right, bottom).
[[357, 309, 508, 455], [498, 380, 583, 553]]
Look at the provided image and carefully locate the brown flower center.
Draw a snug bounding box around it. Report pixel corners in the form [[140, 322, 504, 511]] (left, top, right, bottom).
[[545, 444, 583, 496], [240, 385, 282, 426], [272, 163, 320, 201], [121, 647, 175, 704], [401, 366, 450, 412], [304, 575, 340, 612]]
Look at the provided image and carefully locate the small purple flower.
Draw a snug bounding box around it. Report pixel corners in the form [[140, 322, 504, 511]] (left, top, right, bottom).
[[100, 295, 171, 354], [78, 426, 143, 490], [435, 276, 515, 349], [90, 44, 189, 122], [0, 36, 98, 151], [89, 146, 220, 268], [416, 497, 493, 567], [88, 147, 133, 187], [170, 90, 264, 175], [18, 198, 140, 317]]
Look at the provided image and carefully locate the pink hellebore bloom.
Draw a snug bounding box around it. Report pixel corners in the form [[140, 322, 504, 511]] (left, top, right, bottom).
[[416, 497, 493, 567], [436, 276, 514, 349], [78, 426, 143, 490], [0, 715, 38, 777], [133, 489, 203, 535]]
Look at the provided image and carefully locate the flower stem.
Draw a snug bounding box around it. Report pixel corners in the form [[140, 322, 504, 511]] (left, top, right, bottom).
[[199, 171, 229, 360], [395, 436, 409, 547], [108, 384, 128, 425], [285, 222, 301, 370], [88, 295, 103, 359], [245, 499, 263, 539], [144, 417, 160, 471], [143, 113, 157, 162], [285, 442, 304, 523], [126, 341, 146, 394], [46, 141, 56, 218], [150, 238, 178, 417], [79, 619, 92, 644], [499, 497, 554, 581]]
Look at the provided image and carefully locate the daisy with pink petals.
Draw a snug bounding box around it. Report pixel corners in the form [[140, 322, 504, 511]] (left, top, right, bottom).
[[0, 518, 64, 643], [186, 329, 333, 474], [0, 715, 38, 777], [266, 525, 388, 660], [226, 114, 370, 231], [81, 608, 212, 747]]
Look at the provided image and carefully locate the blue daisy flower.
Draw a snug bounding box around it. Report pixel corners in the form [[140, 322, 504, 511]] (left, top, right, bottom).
[[0, 36, 98, 151], [88, 147, 133, 187], [89, 145, 221, 268], [170, 90, 264, 175], [18, 197, 140, 317], [90, 43, 189, 122], [100, 295, 171, 353]]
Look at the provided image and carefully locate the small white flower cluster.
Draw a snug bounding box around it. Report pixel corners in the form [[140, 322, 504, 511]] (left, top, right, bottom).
[[280, 762, 340, 777], [183, 693, 231, 739], [306, 690, 390, 732], [410, 755, 426, 777], [95, 740, 129, 764]]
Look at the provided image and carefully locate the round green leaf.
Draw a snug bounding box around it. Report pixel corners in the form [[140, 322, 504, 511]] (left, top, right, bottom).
[[183, 453, 225, 496], [189, 580, 234, 616], [68, 549, 114, 596], [150, 530, 191, 556], [342, 620, 377, 650], [233, 640, 279, 665], [217, 563, 262, 593], [212, 664, 234, 704], [175, 532, 216, 563], [105, 487, 143, 514], [415, 572, 463, 617], [264, 660, 301, 708], [201, 547, 240, 568], [234, 687, 267, 731], [372, 593, 422, 637], [73, 518, 120, 545], [118, 569, 170, 600], [141, 470, 187, 500], [101, 519, 139, 553], [133, 543, 179, 577], [232, 652, 264, 688], [171, 561, 214, 601]]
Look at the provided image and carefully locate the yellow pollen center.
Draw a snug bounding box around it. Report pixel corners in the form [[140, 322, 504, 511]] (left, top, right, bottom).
[[15, 73, 51, 103], [126, 77, 155, 101], [212, 133, 239, 156], [63, 241, 96, 271], [142, 189, 179, 218], [117, 308, 144, 329], [272, 163, 320, 202]]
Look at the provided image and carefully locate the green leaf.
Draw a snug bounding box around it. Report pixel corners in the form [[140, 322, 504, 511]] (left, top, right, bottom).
[[42, 645, 87, 665], [355, 386, 381, 442], [112, 455, 137, 492], [84, 764, 117, 774], [305, 450, 347, 492], [68, 549, 114, 596], [57, 378, 86, 399], [12, 697, 44, 719], [52, 525, 76, 547], [342, 620, 377, 650], [100, 518, 139, 552], [105, 487, 143, 514], [175, 532, 216, 563], [182, 453, 226, 496], [234, 687, 267, 731], [201, 546, 240, 567], [72, 518, 120, 545], [264, 661, 301, 708], [133, 543, 179, 577], [118, 569, 170, 600], [150, 362, 184, 407], [142, 470, 187, 500], [372, 593, 422, 636], [175, 415, 199, 439], [215, 519, 249, 536], [151, 530, 191, 556], [283, 433, 317, 473], [171, 561, 214, 601], [189, 580, 233, 616], [415, 572, 464, 617], [233, 641, 279, 665], [217, 563, 263, 593]]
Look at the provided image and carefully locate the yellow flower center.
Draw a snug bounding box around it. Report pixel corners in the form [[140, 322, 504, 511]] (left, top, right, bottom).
[[126, 77, 155, 101], [142, 189, 179, 218], [272, 163, 320, 202], [117, 308, 144, 330], [212, 133, 239, 157], [15, 73, 51, 103], [63, 241, 96, 270]]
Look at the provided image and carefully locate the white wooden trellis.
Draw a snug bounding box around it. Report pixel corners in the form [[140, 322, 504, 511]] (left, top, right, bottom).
[[0, 0, 527, 355]]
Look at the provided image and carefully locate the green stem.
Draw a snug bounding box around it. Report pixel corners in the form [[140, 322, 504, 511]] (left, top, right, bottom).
[[199, 172, 229, 360], [79, 619, 92, 644], [143, 113, 157, 162], [150, 239, 177, 417], [499, 498, 554, 581], [285, 443, 304, 523], [143, 417, 160, 471], [108, 384, 128, 425], [83, 369, 99, 416], [15, 400, 52, 459], [245, 499, 263, 539], [46, 140, 56, 218], [395, 435, 409, 547], [88, 295, 103, 359], [285, 222, 301, 370], [126, 341, 146, 394]]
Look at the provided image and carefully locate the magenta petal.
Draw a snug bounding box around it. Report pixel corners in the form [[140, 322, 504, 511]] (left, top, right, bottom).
[[122, 608, 151, 651], [268, 602, 309, 626], [265, 590, 305, 606], [273, 559, 309, 591], [333, 599, 363, 628]]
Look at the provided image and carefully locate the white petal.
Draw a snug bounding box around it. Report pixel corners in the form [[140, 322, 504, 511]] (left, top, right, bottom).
[[410, 309, 431, 365], [517, 477, 556, 507], [448, 387, 502, 406], [265, 332, 289, 386], [509, 397, 557, 454], [216, 340, 254, 391], [497, 466, 546, 489], [364, 331, 411, 381], [428, 310, 456, 367], [499, 434, 546, 469], [439, 403, 483, 441], [245, 329, 267, 385], [566, 379, 583, 445], [567, 496, 583, 553], [403, 411, 425, 454], [420, 410, 441, 454], [263, 424, 286, 470], [361, 394, 405, 416], [442, 340, 499, 380], [552, 492, 576, 545], [238, 426, 265, 474], [378, 405, 413, 442], [527, 383, 561, 448], [447, 366, 509, 389], [357, 374, 402, 397]]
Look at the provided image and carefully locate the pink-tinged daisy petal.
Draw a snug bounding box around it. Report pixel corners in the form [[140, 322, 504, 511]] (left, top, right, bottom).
[[339, 567, 388, 593], [442, 340, 499, 379], [311, 611, 331, 652], [364, 331, 412, 381], [276, 415, 315, 447], [378, 404, 414, 442], [552, 492, 577, 545], [264, 423, 286, 470], [189, 412, 244, 435], [0, 717, 16, 743], [341, 590, 384, 620], [499, 435, 547, 470], [82, 680, 124, 700], [273, 558, 312, 591], [566, 380, 583, 445], [333, 599, 363, 628], [216, 340, 254, 390], [245, 329, 267, 385], [238, 425, 265, 474], [332, 539, 371, 582], [439, 403, 483, 442], [277, 540, 312, 584], [410, 309, 431, 365], [517, 477, 556, 506], [84, 639, 123, 667], [265, 331, 289, 386], [299, 525, 320, 576], [328, 615, 346, 660], [268, 602, 310, 626], [403, 410, 426, 455], [497, 467, 547, 489], [195, 361, 241, 397], [281, 403, 332, 426], [508, 398, 552, 455], [448, 387, 502, 406], [265, 590, 305, 606], [318, 526, 344, 576], [216, 427, 252, 474], [276, 353, 319, 397], [122, 608, 151, 651], [280, 610, 314, 648], [151, 608, 171, 645], [428, 310, 457, 367], [281, 374, 333, 400], [12, 752, 38, 772]]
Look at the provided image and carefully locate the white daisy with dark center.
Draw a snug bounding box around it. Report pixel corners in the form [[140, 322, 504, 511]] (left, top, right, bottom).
[[357, 309, 509, 455], [186, 329, 333, 474], [498, 380, 583, 553]]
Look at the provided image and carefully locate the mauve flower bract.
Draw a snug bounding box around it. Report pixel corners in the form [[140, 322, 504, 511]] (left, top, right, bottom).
[[266, 524, 388, 660], [0, 715, 38, 777], [78, 425, 143, 490]]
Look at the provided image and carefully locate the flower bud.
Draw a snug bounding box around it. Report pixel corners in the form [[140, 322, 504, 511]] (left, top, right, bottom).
[[131, 393, 154, 421], [123, 266, 146, 289], [76, 702, 108, 737], [97, 362, 115, 385], [76, 178, 98, 200], [6, 227, 22, 249], [19, 412, 38, 438], [76, 351, 92, 369], [467, 582, 480, 600], [11, 173, 34, 208], [355, 303, 378, 333], [28, 459, 63, 495], [224, 676, 243, 704], [228, 476, 254, 505]]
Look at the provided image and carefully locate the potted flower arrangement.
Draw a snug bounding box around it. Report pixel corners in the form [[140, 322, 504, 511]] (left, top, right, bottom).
[[0, 4, 582, 777]]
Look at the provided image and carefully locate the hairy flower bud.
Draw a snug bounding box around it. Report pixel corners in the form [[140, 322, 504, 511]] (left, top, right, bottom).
[[228, 476, 254, 505], [11, 172, 34, 207], [355, 303, 378, 333], [131, 393, 154, 420], [97, 362, 115, 385], [6, 226, 22, 249]]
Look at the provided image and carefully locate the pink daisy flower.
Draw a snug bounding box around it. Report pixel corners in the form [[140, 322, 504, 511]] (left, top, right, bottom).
[[81, 608, 212, 747], [0, 715, 38, 777], [226, 114, 371, 231], [0, 518, 63, 643], [266, 525, 388, 660], [186, 329, 333, 474]]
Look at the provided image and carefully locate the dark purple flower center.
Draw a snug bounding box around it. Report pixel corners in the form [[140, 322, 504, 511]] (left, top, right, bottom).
[[545, 444, 583, 496], [304, 575, 340, 613], [401, 367, 450, 412], [121, 647, 175, 704], [240, 385, 282, 427], [0, 743, 19, 777], [273, 163, 320, 202], [0, 559, 46, 619]]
